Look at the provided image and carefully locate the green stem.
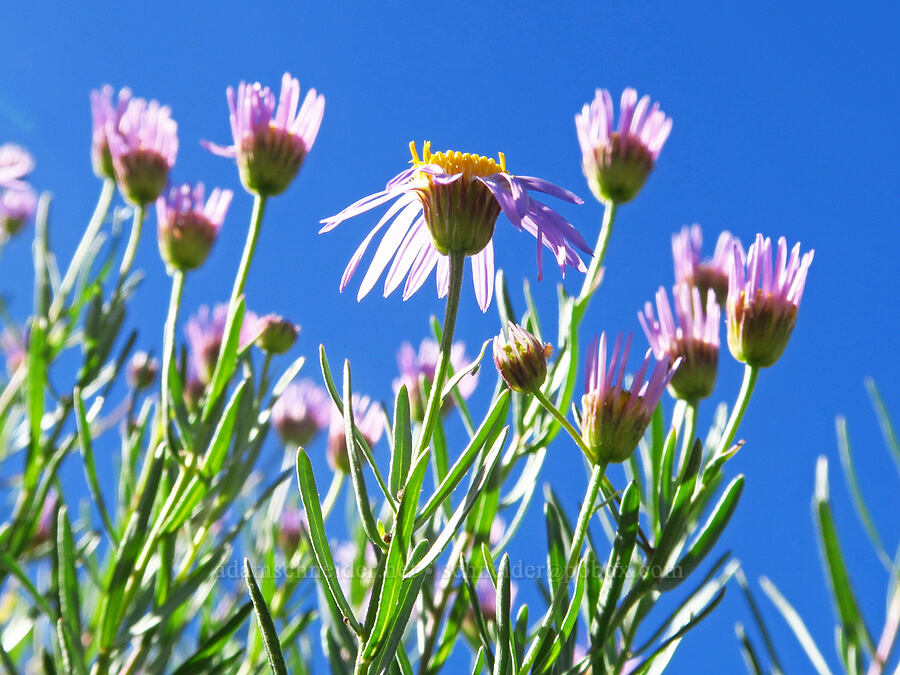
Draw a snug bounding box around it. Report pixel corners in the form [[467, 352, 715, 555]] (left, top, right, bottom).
[[678, 400, 699, 478], [228, 193, 267, 313], [718, 365, 759, 455], [118, 203, 145, 283], [533, 389, 591, 458], [415, 250, 465, 458], [161, 271, 185, 449], [575, 199, 617, 317]]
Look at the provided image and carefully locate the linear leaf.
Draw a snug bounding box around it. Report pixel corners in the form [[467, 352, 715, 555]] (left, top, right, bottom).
[[244, 559, 288, 675], [201, 296, 245, 421], [760, 576, 833, 675]]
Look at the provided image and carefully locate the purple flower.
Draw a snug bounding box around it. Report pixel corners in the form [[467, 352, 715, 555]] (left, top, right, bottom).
[[727, 234, 813, 368], [321, 141, 591, 313], [90, 85, 132, 179], [493, 322, 552, 394], [639, 284, 720, 401], [107, 96, 178, 205], [277, 507, 307, 554], [1, 328, 25, 374], [272, 380, 331, 447], [327, 394, 384, 473], [576, 88, 672, 203], [470, 573, 518, 625], [156, 182, 232, 271], [672, 225, 743, 305], [204, 72, 325, 196], [0, 185, 37, 236], [393, 338, 478, 420], [185, 303, 259, 384], [580, 332, 678, 464], [0, 144, 35, 188]]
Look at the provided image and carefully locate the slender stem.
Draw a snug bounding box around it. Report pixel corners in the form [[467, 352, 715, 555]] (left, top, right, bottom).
[[161, 271, 185, 449], [417, 535, 470, 675], [228, 193, 267, 314], [677, 400, 699, 479], [533, 389, 591, 458], [118, 203, 145, 283], [718, 365, 759, 455], [575, 199, 617, 316], [415, 250, 465, 458], [869, 584, 900, 675]]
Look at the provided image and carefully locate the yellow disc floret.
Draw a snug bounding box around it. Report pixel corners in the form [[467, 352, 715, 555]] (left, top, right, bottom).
[[410, 141, 506, 179]]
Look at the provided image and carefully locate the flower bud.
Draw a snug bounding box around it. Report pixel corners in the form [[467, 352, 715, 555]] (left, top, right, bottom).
[[493, 322, 551, 394], [255, 314, 299, 354], [0, 186, 37, 237], [157, 184, 231, 271], [127, 351, 158, 390]]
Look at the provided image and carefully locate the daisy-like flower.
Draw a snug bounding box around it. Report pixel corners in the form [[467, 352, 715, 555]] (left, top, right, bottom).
[[0, 185, 37, 236], [673, 225, 743, 305], [156, 182, 232, 271], [0, 144, 35, 188], [90, 85, 132, 179], [326, 394, 384, 473], [107, 97, 178, 205], [576, 88, 672, 204], [639, 284, 720, 402], [493, 322, 552, 394], [321, 141, 591, 313], [580, 332, 678, 464], [393, 337, 477, 420], [203, 72, 325, 196], [727, 234, 814, 368], [185, 303, 259, 384], [272, 380, 331, 447]]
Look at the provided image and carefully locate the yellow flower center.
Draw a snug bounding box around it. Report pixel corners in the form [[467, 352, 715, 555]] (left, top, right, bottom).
[[409, 141, 506, 179]]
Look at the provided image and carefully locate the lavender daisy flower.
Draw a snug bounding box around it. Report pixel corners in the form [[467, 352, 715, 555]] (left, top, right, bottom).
[[672, 225, 743, 305], [639, 284, 720, 402], [90, 85, 132, 179], [203, 72, 325, 196], [576, 88, 672, 203], [321, 141, 591, 313], [727, 234, 814, 368], [580, 332, 678, 464], [272, 380, 331, 447], [393, 337, 477, 420], [185, 303, 259, 384], [0, 185, 37, 237], [327, 394, 384, 473], [107, 97, 178, 205], [156, 182, 232, 271], [0, 144, 35, 188]]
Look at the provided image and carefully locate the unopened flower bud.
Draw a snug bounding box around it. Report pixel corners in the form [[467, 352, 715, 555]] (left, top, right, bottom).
[[157, 183, 231, 271], [493, 322, 551, 394], [255, 314, 299, 354], [0, 186, 37, 237], [127, 351, 158, 390]]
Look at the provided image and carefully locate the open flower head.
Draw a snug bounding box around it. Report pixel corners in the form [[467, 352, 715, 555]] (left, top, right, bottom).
[[185, 303, 259, 384], [673, 225, 743, 305], [580, 333, 678, 464], [327, 394, 384, 473], [272, 379, 331, 447], [107, 97, 178, 205], [322, 141, 590, 312], [393, 337, 477, 420], [90, 85, 132, 179], [640, 284, 720, 401], [0, 185, 37, 237], [727, 234, 813, 368], [157, 182, 232, 271], [204, 72, 324, 196], [0, 144, 35, 188], [576, 88, 671, 203]]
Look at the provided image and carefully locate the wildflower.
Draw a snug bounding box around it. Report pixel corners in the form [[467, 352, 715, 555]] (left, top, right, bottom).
[[575, 88, 671, 203], [90, 85, 132, 179], [1, 328, 25, 374], [277, 508, 307, 554], [0, 144, 34, 188], [0, 185, 37, 237], [107, 97, 178, 205], [727, 234, 813, 368], [272, 380, 331, 447], [393, 337, 477, 420], [493, 322, 552, 394], [672, 225, 743, 305], [156, 183, 232, 271], [580, 333, 678, 464], [640, 285, 720, 402], [127, 351, 159, 390], [321, 141, 591, 312], [203, 72, 324, 196], [326, 394, 384, 473], [255, 314, 299, 354], [185, 303, 259, 384]]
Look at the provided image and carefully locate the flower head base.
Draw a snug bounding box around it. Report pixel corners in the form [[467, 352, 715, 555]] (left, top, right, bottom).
[[327, 394, 384, 473], [580, 333, 678, 464], [90, 85, 132, 179], [185, 304, 259, 384], [0, 185, 37, 237], [493, 322, 552, 394], [107, 97, 178, 205], [394, 338, 477, 420], [576, 88, 671, 203], [640, 285, 720, 401], [278, 508, 307, 554], [127, 351, 158, 390], [0, 144, 35, 189], [321, 141, 590, 312], [273, 380, 330, 447], [727, 234, 813, 368], [255, 314, 299, 354], [157, 183, 232, 271], [673, 225, 743, 305], [204, 72, 325, 196]]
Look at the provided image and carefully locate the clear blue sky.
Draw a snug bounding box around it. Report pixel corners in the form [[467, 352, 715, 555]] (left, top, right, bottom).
[[3, 1, 899, 671]]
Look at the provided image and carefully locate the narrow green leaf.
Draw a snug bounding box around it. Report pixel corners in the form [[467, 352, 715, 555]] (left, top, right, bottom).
[[493, 555, 512, 675], [441, 338, 491, 399], [735, 622, 765, 675], [55, 506, 83, 654], [865, 378, 900, 475], [202, 297, 245, 420], [460, 554, 496, 673], [244, 559, 288, 675], [271, 355, 306, 400], [760, 576, 833, 675], [201, 379, 247, 476], [172, 602, 253, 673], [470, 647, 486, 675], [25, 317, 47, 490], [389, 385, 412, 496], [74, 388, 117, 543], [536, 557, 587, 673], [735, 568, 784, 674]]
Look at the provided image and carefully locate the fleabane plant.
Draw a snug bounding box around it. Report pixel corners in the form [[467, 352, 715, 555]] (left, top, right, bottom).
[[0, 73, 815, 675]]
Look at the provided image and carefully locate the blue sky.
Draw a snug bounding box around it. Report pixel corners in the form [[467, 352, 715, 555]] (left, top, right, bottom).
[[3, 1, 899, 671]]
